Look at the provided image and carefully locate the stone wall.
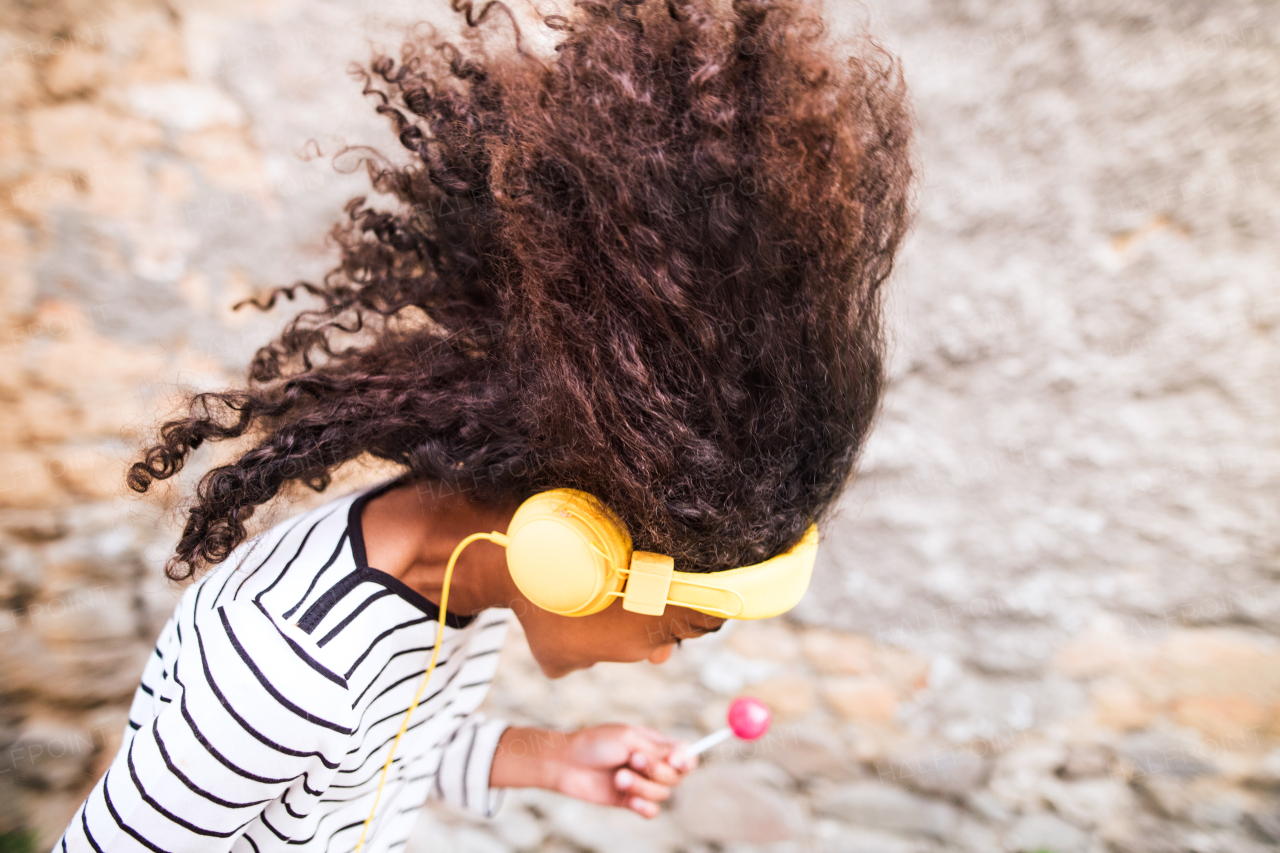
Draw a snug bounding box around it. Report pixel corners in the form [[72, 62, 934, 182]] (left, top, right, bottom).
[[1, 0, 1277, 851]]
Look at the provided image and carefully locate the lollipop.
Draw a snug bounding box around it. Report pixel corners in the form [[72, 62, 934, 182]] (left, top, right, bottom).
[[683, 697, 771, 757]]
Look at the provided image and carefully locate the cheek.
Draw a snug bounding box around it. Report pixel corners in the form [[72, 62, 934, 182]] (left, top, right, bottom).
[[616, 624, 672, 663], [516, 606, 670, 669], [517, 611, 592, 667]]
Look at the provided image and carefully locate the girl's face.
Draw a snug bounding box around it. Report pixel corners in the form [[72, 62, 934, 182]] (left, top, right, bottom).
[[513, 597, 726, 678]]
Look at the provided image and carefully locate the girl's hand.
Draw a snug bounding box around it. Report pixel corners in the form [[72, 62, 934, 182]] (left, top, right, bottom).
[[492, 724, 698, 818], [551, 724, 698, 818]]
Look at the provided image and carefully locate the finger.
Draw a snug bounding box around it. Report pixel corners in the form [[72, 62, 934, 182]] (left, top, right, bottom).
[[621, 732, 681, 773], [629, 751, 683, 785], [614, 767, 673, 804], [621, 727, 677, 759], [628, 796, 659, 818], [667, 747, 699, 775], [557, 766, 647, 812]]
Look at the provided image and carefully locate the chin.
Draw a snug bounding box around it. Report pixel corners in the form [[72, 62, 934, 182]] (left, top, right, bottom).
[[538, 659, 594, 679]]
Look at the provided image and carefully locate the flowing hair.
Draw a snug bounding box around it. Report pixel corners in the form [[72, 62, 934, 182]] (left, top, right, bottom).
[[129, 0, 915, 581]]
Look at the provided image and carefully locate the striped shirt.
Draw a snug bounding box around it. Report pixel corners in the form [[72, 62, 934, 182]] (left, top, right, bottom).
[[57, 478, 512, 853]]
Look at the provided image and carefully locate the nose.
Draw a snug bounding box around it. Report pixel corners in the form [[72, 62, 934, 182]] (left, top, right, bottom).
[[647, 643, 675, 665]]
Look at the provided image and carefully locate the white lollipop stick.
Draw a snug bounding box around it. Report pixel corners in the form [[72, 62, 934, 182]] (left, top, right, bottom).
[[684, 727, 733, 757]]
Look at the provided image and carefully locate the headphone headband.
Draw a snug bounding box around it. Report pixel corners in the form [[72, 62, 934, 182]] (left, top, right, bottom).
[[503, 489, 818, 620], [662, 524, 818, 619]]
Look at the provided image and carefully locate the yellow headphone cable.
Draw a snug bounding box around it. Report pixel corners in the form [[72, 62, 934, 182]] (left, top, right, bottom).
[[353, 531, 505, 853]]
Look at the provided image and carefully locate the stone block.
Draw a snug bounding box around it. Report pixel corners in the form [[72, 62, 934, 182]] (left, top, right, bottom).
[[0, 52, 39, 110], [178, 127, 267, 193], [800, 629, 876, 675], [1055, 628, 1135, 678], [82, 705, 130, 782], [24, 788, 87, 850], [812, 782, 958, 841], [0, 450, 65, 508], [692, 697, 732, 735], [405, 810, 512, 853], [2, 391, 78, 445], [952, 818, 1003, 853], [49, 446, 131, 503], [27, 304, 168, 399], [27, 103, 163, 173], [1059, 743, 1113, 779], [822, 676, 899, 723], [964, 790, 1010, 824], [38, 518, 143, 586], [769, 726, 858, 782], [1186, 789, 1250, 830], [0, 509, 69, 544], [697, 650, 778, 695], [814, 824, 926, 853], [721, 842, 809, 853], [1136, 775, 1258, 830], [3, 718, 103, 790], [489, 806, 546, 850], [29, 585, 137, 644], [43, 47, 109, 99], [0, 112, 26, 185], [1148, 631, 1280, 709], [1098, 813, 1190, 853], [748, 676, 815, 720], [873, 647, 930, 694], [1119, 732, 1214, 779], [1003, 813, 1088, 853], [1172, 693, 1270, 743], [128, 82, 246, 132], [3, 640, 149, 705], [1044, 778, 1132, 829], [1245, 807, 1280, 844], [672, 763, 806, 844], [115, 16, 187, 85], [725, 620, 802, 663], [988, 743, 1068, 811], [449, 828, 511, 853], [543, 793, 683, 853], [0, 542, 44, 601], [1244, 748, 1280, 789], [0, 771, 22, 833], [879, 745, 988, 797], [0, 216, 36, 322], [1091, 680, 1155, 731]]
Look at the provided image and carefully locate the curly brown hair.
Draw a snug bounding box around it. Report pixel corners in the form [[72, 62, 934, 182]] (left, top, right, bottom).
[[130, 0, 914, 581]]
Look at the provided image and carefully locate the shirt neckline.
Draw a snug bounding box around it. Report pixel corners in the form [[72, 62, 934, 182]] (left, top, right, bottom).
[[347, 477, 477, 630]]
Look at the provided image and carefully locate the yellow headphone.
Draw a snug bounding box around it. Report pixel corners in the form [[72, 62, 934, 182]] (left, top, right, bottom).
[[355, 488, 818, 851], [498, 489, 819, 620]]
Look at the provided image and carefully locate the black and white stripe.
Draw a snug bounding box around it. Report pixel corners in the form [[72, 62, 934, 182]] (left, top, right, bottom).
[[57, 478, 511, 853]]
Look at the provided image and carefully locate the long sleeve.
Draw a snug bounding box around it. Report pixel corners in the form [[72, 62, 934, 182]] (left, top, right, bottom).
[[56, 598, 356, 853], [429, 714, 510, 819]]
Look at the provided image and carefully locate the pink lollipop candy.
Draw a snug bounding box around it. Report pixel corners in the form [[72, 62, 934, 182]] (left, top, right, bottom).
[[727, 696, 771, 740], [683, 697, 772, 757]]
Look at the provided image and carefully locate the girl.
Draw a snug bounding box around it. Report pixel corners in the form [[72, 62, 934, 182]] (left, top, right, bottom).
[[56, 0, 912, 850]]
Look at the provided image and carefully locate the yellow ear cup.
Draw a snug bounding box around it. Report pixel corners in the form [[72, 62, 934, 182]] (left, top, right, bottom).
[[505, 489, 632, 616]]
